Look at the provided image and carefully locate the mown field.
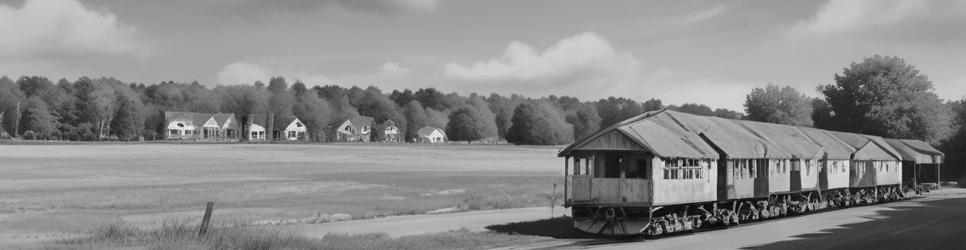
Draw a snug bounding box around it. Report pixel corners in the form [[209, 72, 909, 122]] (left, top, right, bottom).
[[0, 143, 563, 247]]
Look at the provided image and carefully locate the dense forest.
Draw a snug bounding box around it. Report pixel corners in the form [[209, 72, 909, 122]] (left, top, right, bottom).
[[1, 55, 965, 177]]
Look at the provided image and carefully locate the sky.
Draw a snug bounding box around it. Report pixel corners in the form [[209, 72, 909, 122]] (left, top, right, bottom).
[[1, 0, 965, 111]]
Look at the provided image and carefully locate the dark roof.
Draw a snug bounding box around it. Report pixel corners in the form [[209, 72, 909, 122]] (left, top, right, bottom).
[[885, 139, 944, 164], [417, 126, 444, 137], [349, 116, 374, 128], [164, 111, 213, 127], [274, 115, 300, 130], [212, 113, 238, 129], [248, 114, 268, 127]]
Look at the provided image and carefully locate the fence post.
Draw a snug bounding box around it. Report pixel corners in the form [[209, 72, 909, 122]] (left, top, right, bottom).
[[198, 202, 214, 236]]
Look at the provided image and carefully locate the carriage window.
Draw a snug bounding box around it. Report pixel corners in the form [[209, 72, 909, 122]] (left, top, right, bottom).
[[636, 159, 648, 179]]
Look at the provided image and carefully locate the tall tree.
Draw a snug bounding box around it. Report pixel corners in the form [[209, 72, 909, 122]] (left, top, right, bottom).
[[22, 96, 59, 139], [506, 100, 574, 145], [568, 103, 601, 141], [744, 84, 813, 126], [940, 99, 966, 179], [446, 97, 497, 141], [811, 98, 835, 130], [597, 97, 643, 128], [819, 55, 952, 144], [486, 93, 523, 138], [0, 77, 24, 136], [293, 89, 333, 141], [642, 98, 663, 112]]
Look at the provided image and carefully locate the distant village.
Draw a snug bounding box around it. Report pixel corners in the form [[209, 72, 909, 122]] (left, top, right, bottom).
[[164, 111, 447, 143]]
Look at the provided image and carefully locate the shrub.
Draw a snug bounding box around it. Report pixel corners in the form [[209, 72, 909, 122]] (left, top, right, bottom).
[[23, 130, 36, 140]]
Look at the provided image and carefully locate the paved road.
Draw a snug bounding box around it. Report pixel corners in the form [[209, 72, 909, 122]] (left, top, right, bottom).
[[514, 188, 966, 250]]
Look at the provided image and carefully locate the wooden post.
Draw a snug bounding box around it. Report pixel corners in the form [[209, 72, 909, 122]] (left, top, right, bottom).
[[937, 163, 942, 188], [912, 162, 919, 190], [198, 202, 214, 236], [564, 156, 569, 205]]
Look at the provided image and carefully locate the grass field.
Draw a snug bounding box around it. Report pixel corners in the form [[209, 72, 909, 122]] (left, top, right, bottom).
[[0, 143, 563, 247]]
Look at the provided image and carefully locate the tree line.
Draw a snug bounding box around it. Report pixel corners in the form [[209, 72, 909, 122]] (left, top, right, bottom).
[[1, 55, 964, 178], [0, 74, 741, 144]]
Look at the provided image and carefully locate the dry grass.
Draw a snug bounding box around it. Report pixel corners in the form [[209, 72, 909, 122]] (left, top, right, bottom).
[[0, 144, 561, 247], [48, 222, 541, 250]]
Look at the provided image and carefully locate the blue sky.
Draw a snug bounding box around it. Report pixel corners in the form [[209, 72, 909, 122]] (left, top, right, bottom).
[[1, 0, 964, 111]]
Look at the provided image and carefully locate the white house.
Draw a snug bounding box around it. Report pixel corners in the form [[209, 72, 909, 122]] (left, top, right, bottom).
[[248, 114, 268, 141], [417, 126, 446, 143], [334, 116, 374, 142], [164, 112, 240, 141], [380, 119, 400, 143], [279, 117, 306, 141]]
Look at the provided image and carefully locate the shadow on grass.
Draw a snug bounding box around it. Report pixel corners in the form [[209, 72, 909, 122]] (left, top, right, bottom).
[[485, 216, 593, 239], [745, 197, 966, 250]]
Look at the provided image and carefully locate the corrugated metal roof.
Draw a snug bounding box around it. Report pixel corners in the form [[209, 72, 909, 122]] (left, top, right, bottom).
[[897, 139, 944, 164], [664, 111, 790, 159], [827, 131, 901, 161], [559, 111, 719, 158], [617, 112, 719, 158], [559, 109, 936, 162], [737, 120, 824, 159], [797, 127, 855, 160], [900, 139, 944, 156]]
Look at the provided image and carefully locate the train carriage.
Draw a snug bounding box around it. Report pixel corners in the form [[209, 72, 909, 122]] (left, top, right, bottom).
[[884, 139, 944, 189], [561, 111, 719, 235], [561, 109, 937, 236], [662, 111, 790, 201], [797, 127, 855, 205], [818, 131, 903, 204]]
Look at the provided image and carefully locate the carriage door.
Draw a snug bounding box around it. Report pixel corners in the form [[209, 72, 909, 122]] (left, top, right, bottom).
[[754, 159, 769, 197], [790, 159, 802, 191]]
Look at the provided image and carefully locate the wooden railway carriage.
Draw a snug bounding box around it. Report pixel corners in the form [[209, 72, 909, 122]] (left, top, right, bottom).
[[817, 131, 903, 203], [664, 111, 792, 202], [561, 109, 938, 236], [561, 111, 720, 235], [797, 127, 855, 198], [884, 139, 944, 188]]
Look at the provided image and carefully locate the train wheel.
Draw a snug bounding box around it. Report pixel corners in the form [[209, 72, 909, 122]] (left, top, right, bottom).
[[648, 223, 663, 236]]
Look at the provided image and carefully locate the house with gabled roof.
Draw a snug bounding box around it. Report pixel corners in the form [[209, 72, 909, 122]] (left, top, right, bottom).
[[377, 119, 401, 143], [276, 116, 307, 141], [247, 114, 269, 141], [333, 116, 374, 142], [417, 126, 446, 143], [164, 111, 239, 141]]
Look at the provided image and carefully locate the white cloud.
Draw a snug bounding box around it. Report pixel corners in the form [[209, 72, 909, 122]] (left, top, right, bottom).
[[785, 0, 927, 40], [217, 62, 271, 85], [0, 0, 148, 57], [216, 62, 333, 85], [336, 0, 438, 14], [680, 5, 728, 25], [380, 61, 411, 75], [444, 32, 641, 85]]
